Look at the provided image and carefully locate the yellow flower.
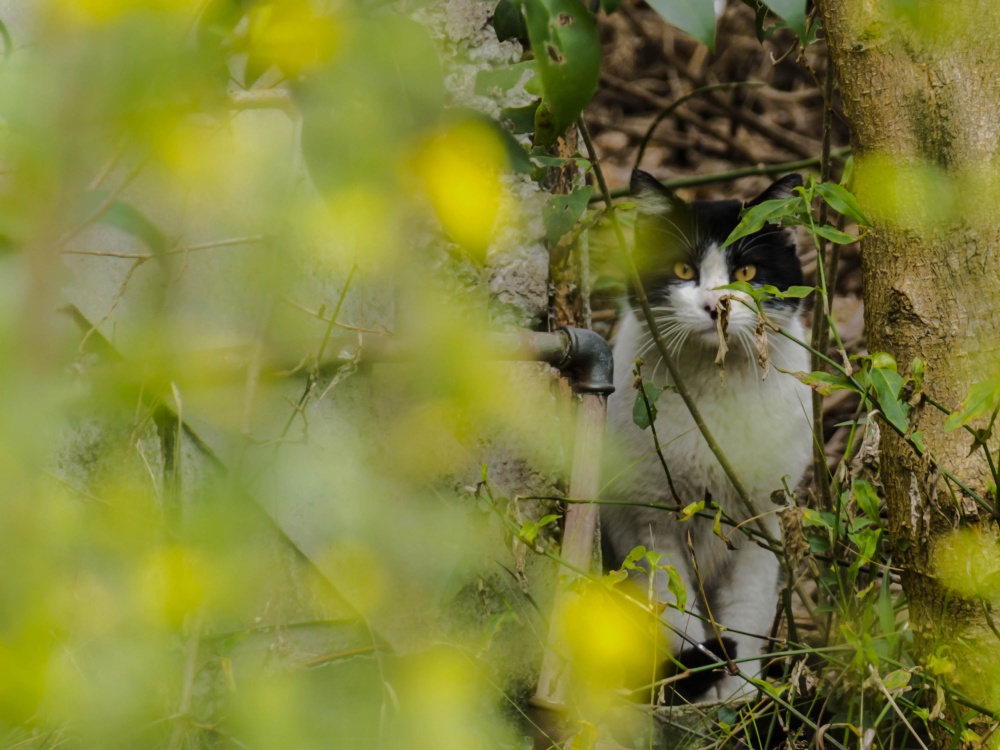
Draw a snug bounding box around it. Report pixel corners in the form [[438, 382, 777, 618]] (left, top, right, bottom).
[[414, 120, 508, 257]]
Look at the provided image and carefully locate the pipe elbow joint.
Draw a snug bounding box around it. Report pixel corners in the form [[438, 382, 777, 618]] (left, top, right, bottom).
[[557, 326, 615, 395]]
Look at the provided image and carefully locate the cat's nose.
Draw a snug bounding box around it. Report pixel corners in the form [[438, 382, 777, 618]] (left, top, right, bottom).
[[704, 304, 718, 321]]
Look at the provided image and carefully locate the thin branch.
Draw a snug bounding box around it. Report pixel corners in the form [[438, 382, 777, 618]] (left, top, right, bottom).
[[578, 116, 773, 543], [598, 148, 852, 201], [226, 89, 296, 114], [52, 163, 145, 249], [868, 665, 931, 750], [635, 359, 682, 505], [811, 42, 838, 514], [62, 234, 267, 260], [634, 81, 765, 171], [166, 609, 205, 750]]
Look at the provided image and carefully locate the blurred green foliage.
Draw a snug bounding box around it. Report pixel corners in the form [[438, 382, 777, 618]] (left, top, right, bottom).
[[0, 1, 568, 748]]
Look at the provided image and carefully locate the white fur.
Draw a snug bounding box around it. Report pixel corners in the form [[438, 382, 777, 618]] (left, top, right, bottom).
[[603, 267, 813, 702]]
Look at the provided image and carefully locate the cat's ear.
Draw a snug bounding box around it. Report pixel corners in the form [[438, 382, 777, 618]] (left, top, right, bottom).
[[745, 173, 803, 207], [630, 169, 684, 215]]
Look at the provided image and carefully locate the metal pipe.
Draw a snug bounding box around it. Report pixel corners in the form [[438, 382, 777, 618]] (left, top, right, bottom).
[[331, 326, 614, 395], [533, 390, 608, 709]]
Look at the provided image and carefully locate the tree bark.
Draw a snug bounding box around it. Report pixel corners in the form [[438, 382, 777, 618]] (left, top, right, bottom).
[[820, 0, 1000, 728]]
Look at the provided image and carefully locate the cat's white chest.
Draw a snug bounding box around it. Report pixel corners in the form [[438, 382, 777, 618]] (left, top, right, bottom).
[[605, 309, 813, 528]]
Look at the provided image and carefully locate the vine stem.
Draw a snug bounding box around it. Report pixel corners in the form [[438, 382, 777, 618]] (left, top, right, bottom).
[[634, 359, 682, 505], [597, 147, 851, 202], [166, 609, 204, 750], [810, 42, 837, 514], [577, 117, 772, 542]]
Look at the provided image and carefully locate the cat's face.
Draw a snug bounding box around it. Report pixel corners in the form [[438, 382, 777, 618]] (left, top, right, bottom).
[[630, 170, 804, 354]]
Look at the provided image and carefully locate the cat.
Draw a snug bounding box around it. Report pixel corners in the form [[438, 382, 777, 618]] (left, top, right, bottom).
[[600, 169, 814, 703]]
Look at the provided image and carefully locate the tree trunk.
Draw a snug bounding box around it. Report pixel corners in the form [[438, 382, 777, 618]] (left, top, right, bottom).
[[820, 0, 1000, 731]]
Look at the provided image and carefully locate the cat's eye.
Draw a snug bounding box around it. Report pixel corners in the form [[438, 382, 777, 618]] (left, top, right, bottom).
[[735, 264, 757, 282], [674, 262, 696, 280]]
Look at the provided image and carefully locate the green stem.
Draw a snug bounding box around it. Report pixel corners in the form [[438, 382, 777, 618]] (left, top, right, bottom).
[[635, 359, 682, 505], [597, 147, 852, 202], [578, 116, 774, 544]]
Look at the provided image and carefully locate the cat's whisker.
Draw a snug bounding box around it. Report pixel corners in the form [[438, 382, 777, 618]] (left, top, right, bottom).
[[658, 218, 696, 251], [651, 355, 664, 384], [635, 340, 661, 364], [669, 330, 690, 361], [737, 330, 762, 390]]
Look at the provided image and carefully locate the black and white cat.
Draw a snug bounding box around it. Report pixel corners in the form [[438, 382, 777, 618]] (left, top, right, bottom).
[[601, 170, 813, 703]]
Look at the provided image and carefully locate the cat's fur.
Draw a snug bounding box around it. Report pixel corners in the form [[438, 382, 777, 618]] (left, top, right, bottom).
[[601, 170, 813, 703]]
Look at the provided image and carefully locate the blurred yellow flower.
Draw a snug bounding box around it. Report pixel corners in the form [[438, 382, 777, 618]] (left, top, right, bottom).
[[414, 120, 508, 257], [318, 541, 386, 616], [312, 183, 401, 272], [853, 153, 955, 230], [52, 0, 200, 24], [562, 581, 664, 695], [400, 648, 491, 750], [136, 545, 206, 628], [246, 1, 340, 77], [934, 527, 1000, 601]]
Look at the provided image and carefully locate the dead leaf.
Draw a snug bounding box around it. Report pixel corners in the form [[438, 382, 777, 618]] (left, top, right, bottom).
[[714, 295, 731, 381], [755, 315, 769, 379]]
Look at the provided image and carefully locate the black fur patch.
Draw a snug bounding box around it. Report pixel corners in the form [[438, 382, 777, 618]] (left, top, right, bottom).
[[664, 636, 738, 705], [629, 170, 804, 310]]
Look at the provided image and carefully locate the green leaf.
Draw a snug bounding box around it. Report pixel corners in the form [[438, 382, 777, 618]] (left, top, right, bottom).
[[848, 528, 880, 579], [710, 508, 735, 549], [521, 513, 560, 543], [801, 508, 832, 528], [715, 280, 758, 299], [600, 0, 623, 12], [877, 565, 895, 637], [475, 62, 536, 96], [752, 283, 815, 300], [493, 0, 528, 41], [785, 370, 860, 396], [868, 351, 897, 371], [0, 17, 12, 60], [543, 186, 594, 244], [243, 51, 273, 89], [645, 0, 717, 51], [621, 545, 647, 570], [197, 0, 245, 47], [604, 568, 628, 585], [501, 102, 540, 135], [718, 705, 739, 726], [660, 563, 687, 612], [814, 181, 870, 226], [712, 508, 725, 540], [96, 199, 169, 257], [869, 365, 909, 434], [677, 500, 704, 521], [518, 0, 600, 146], [911, 357, 926, 393], [760, 0, 808, 43], [944, 379, 1000, 431], [841, 155, 855, 188], [926, 653, 954, 676], [813, 224, 858, 245], [775, 285, 815, 299], [722, 196, 801, 247], [853, 478, 881, 523], [632, 381, 662, 430], [529, 149, 573, 168]]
